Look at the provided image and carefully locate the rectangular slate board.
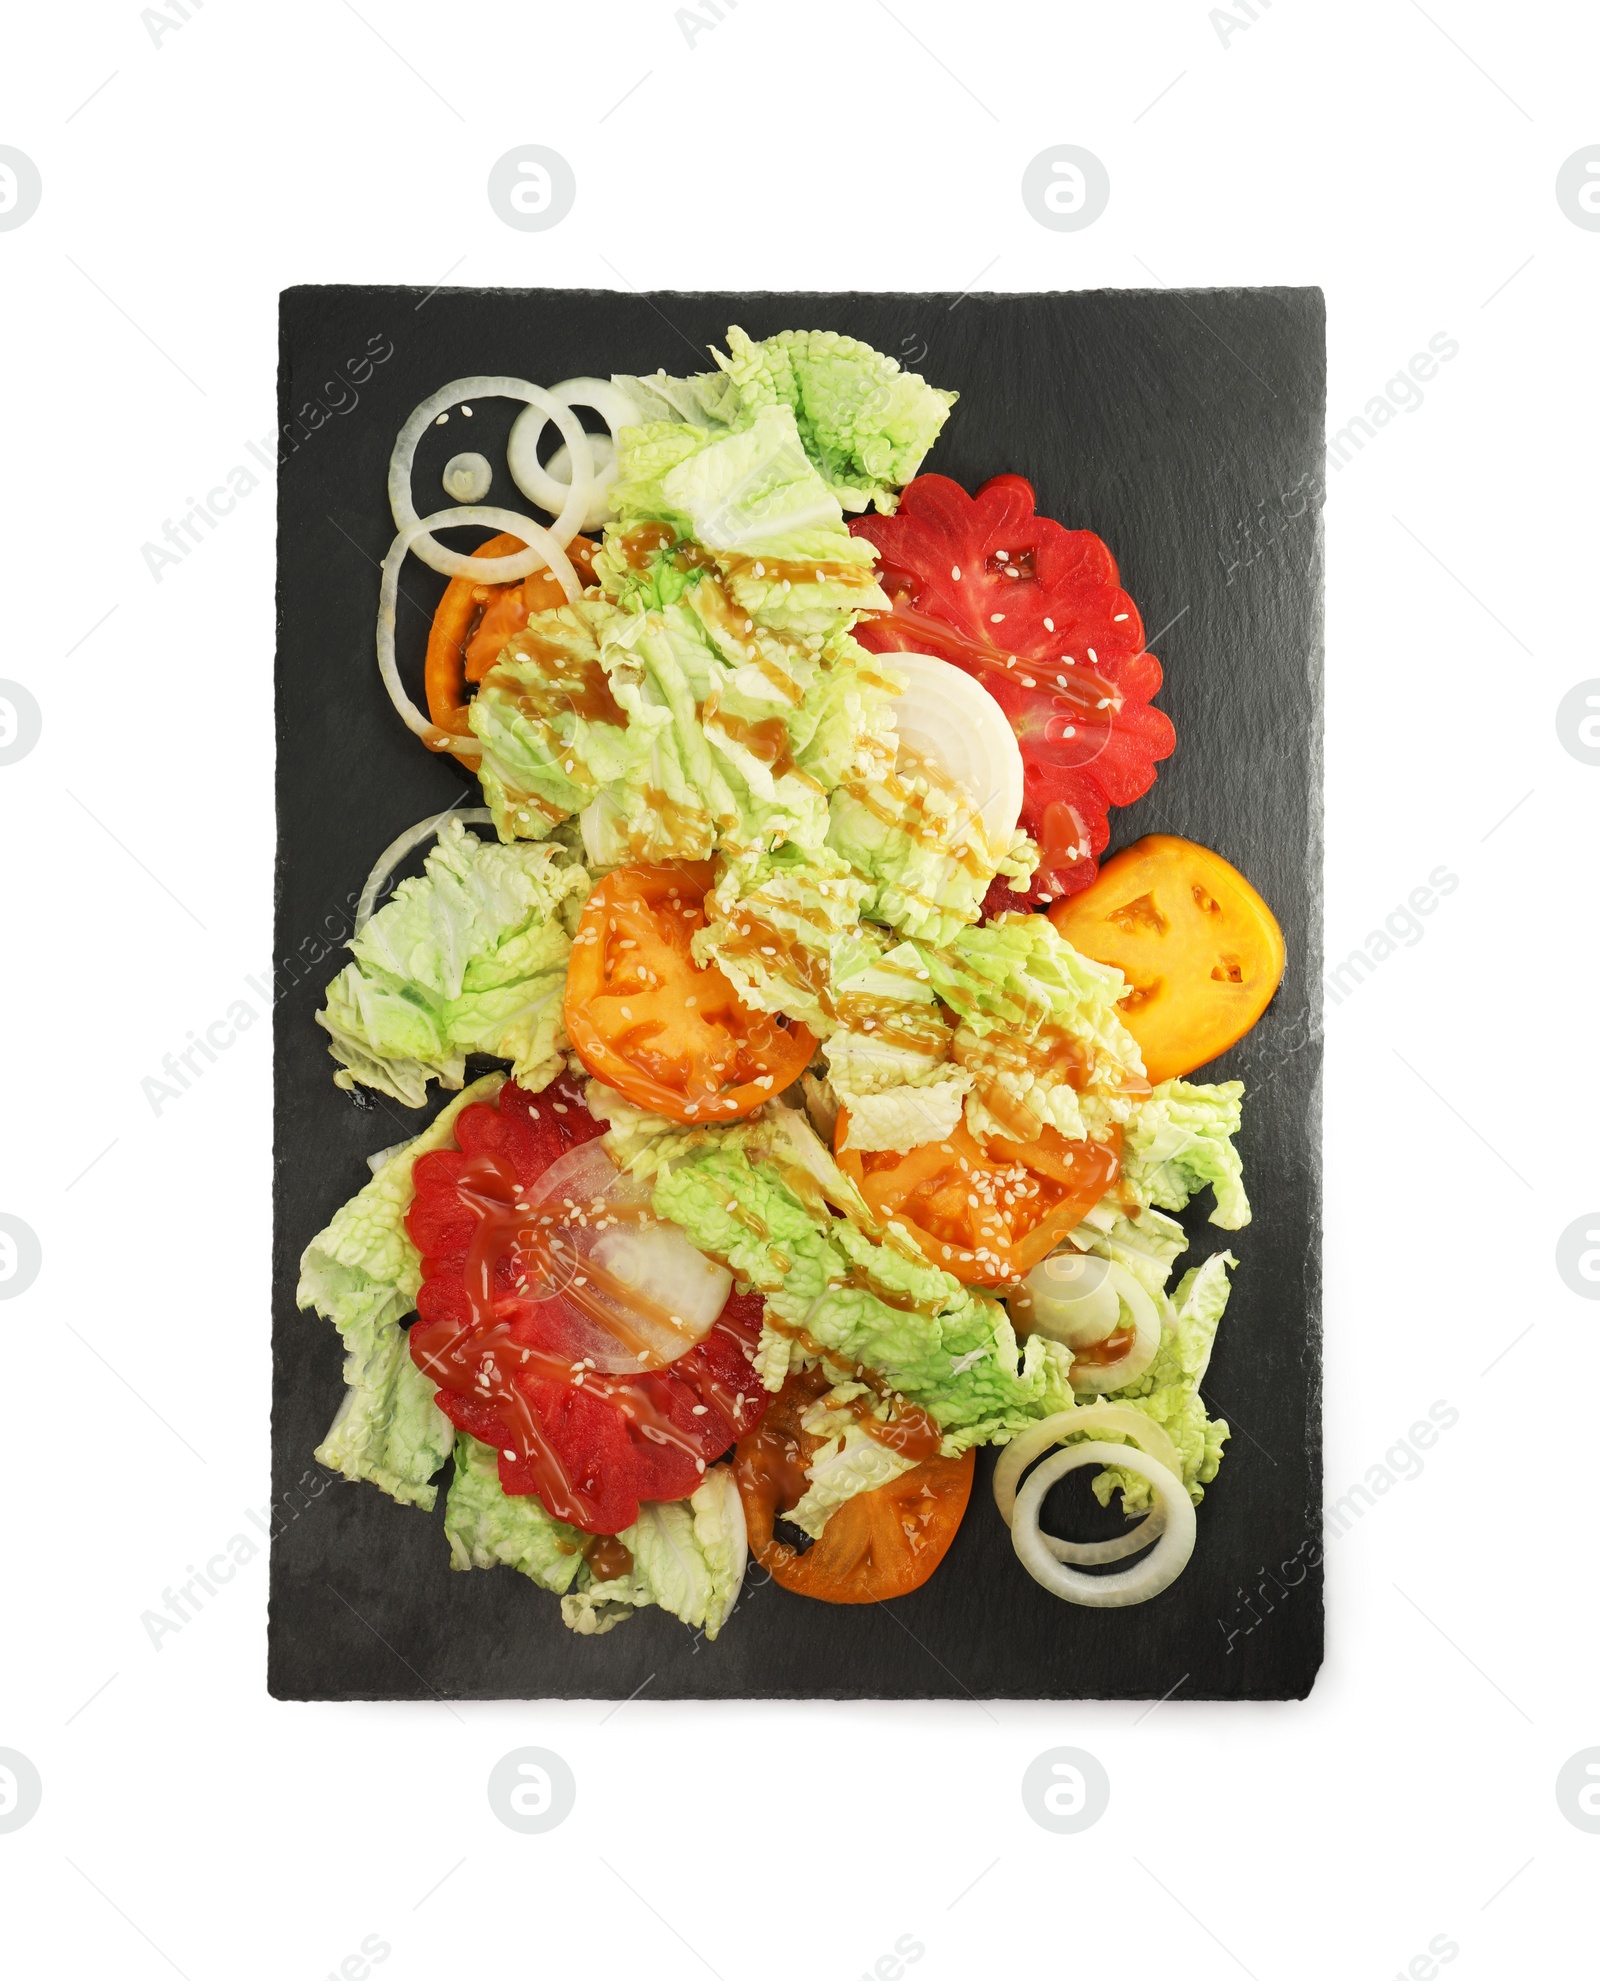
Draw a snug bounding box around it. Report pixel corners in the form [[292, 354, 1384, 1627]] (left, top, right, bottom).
[[270, 285, 1324, 1701]]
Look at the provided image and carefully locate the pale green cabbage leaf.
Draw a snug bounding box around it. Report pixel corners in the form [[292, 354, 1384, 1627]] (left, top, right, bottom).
[[613, 323, 957, 514], [1121, 1078, 1250, 1229], [297, 1075, 504, 1507], [559, 1469, 748, 1640], [317, 821, 590, 1106]]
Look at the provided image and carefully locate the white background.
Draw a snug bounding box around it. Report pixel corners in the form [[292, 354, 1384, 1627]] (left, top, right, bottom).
[[2, 2, 1596, 1976]]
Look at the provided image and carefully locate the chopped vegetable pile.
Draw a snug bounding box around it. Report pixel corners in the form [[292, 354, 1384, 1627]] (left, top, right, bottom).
[[298, 325, 1285, 1638]]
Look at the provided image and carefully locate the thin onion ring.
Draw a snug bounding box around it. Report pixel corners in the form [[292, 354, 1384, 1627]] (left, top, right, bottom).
[[389, 377, 593, 570], [1011, 1442, 1196, 1607], [993, 1404, 1181, 1565], [377, 507, 581, 752], [508, 375, 639, 518], [1069, 1261, 1162, 1395], [354, 808, 494, 936]]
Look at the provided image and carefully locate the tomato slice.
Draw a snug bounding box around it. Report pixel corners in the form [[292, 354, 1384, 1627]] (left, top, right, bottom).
[[734, 1367, 974, 1604], [849, 474, 1175, 904], [835, 1114, 1119, 1285], [563, 863, 817, 1123], [404, 1075, 771, 1532], [1049, 833, 1286, 1082], [422, 531, 597, 757]]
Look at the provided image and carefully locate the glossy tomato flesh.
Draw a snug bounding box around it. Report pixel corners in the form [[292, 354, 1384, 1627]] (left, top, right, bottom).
[[849, 473, 1175, 905], [405, 1074, 769, 1532]]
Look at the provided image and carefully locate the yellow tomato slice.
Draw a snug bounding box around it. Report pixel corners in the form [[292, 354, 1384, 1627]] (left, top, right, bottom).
[[1048, 834, 1285, 1082]]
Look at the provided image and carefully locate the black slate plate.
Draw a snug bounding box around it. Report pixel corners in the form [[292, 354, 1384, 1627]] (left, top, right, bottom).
[[270, 285, 1324, 1701]]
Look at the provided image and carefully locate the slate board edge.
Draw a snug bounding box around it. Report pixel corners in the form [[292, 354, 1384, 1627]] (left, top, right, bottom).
[[269, 285, 1326, 1704]]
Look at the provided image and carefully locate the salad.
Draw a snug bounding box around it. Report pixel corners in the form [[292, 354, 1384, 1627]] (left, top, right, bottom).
[[298, 325, 1286, 1643]]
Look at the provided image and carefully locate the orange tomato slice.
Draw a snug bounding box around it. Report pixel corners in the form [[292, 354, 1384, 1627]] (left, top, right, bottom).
[[834, 1115, 1119, 1285], [563, 863, 816, 1123], [1048, 833, 1286, 1083], [422, 531, 597, 758], [734, 1368, 974, 1604]]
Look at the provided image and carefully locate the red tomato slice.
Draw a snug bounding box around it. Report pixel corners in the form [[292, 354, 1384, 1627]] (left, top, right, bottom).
[[849, 473, 1175, 904], [404, 1077, 770, 1532]]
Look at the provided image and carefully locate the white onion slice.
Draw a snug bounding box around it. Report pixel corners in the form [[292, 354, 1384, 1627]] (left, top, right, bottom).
[[442, 451, 492, 502], [1068, 1261, 1162, 1395], [1011, 1441, 1196, 1606], [389, 377, 593, 569], [508, 375, 638, 524], [1009, 1250, 1120, 1349], [354, 807, 493, 935], [889, 651, 1024, 843], [543, 433, 618, 531], [517, 1140, 733, 1373], [993, 1403, 1182, 1565], [377, 506, 581, 752]]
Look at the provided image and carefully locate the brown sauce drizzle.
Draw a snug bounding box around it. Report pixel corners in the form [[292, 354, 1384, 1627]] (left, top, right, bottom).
[[762, 1317, 945, 1461], [735, 1365, 831, 1518], [708, 912, 952, 1057], [837, 758, 994, 880], [1070, 1323, 1136, 1369], [582, 1533, 635, 1581], [720, 552, 876, 590], [636, 785, 712, 856], [953, 1024, 1092, 1139], [699, 698, 797, 778], [497, 624, 628, 729]]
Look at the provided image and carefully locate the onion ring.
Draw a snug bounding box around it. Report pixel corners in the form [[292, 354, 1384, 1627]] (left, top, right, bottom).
[[1011, 1442, 1196, 1606], [508, 375, 639, 520], [354, 808, 494, 936], [389, 377, 594, 570], [1069, 1261, 1162, 1395], [993, 1404, 1182, 1565], [377, 507, 582, 751]]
